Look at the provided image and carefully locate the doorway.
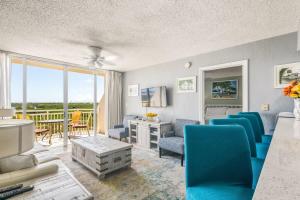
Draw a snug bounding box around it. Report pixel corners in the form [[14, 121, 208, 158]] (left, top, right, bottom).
[[198, 60, 248, 123]]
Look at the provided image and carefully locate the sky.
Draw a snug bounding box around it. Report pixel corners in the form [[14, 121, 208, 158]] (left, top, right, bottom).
[[11, 63, 104, 103]]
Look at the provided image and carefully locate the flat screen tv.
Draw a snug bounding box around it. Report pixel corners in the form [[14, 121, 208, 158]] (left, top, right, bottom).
[[141, 86, 167, 107]]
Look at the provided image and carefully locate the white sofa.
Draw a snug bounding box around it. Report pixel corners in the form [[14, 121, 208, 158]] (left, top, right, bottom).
[[0, 144, 93, 199]]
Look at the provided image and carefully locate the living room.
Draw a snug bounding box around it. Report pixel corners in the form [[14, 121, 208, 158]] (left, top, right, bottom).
[[1, 1, 300, 200]]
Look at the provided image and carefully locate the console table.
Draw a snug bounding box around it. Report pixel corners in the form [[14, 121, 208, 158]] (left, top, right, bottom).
[[128, 120, 172, 150], [253, 117, 300, 199]]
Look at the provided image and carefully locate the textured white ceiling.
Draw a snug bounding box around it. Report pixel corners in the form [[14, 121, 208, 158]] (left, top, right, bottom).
[[0, 0, 300, 71]]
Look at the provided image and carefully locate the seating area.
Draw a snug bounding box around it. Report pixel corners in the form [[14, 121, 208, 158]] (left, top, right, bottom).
[[0, 1, 300, 200]]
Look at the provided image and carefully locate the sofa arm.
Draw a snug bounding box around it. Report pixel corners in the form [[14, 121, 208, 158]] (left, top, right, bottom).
[[162, 130, 175, 138], [114, 124, 124, 129]]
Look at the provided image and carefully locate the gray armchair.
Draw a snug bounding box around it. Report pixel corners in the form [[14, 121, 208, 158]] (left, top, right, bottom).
[[158, 119, 199, 166], [108, 115, 138, 141]]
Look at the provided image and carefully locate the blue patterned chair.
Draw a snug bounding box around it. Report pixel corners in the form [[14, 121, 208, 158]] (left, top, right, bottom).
[[185, 125, 254, 200], [108, 115, 138, 141], [158, 119, 199, 166]]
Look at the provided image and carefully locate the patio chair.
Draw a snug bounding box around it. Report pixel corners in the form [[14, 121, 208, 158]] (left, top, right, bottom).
[[69, 111, 91, 137], [16, 113, 49, 141]]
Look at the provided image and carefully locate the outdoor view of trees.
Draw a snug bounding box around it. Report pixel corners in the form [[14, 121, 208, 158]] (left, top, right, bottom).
[[11, 102, 94, 110]]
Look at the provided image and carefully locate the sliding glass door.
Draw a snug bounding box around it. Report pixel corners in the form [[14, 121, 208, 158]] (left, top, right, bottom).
[[10, 57, 105, 146]]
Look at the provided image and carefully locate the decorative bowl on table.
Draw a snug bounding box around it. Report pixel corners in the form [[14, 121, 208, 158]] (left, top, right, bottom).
[[145, 112, 158, 122]]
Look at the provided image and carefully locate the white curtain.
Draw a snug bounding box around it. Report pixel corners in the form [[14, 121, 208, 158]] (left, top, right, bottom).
[[0, 52, 11, 108], [104, 70, 123, 134]]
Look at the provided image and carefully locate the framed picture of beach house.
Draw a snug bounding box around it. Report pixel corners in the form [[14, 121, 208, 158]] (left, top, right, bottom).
[[274, 62, 300, 88]]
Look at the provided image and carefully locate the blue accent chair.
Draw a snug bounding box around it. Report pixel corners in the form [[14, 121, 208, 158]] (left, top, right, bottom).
[[228, 114, 269, 160], [209, 118, 264, 188], [238, 112, 272, 144], [184, 125, 254, 200], [108, 115, 138, 141]]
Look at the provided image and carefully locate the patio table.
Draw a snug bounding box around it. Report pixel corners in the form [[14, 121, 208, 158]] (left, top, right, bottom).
[[39, 119, 69, 144]]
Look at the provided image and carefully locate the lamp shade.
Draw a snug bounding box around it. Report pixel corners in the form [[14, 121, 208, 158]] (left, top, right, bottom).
[[0, 120, 34, 158], [0, 108, 16, 117]]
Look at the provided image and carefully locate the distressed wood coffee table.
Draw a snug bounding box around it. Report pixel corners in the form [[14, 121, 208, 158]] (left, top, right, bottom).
[[71, 135, 132, 179]]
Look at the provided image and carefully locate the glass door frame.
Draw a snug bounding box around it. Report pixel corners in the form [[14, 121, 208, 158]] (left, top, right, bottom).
[[11, 56, 102, 146]]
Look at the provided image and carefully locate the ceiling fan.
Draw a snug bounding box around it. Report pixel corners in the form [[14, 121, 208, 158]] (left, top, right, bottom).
[[83, 46, 116, 69]]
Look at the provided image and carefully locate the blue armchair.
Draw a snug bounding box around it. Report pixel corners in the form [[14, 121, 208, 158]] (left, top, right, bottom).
[[158, 119, 199, 166], [108, 115, 138, 141], [184, 125, 254, 200]]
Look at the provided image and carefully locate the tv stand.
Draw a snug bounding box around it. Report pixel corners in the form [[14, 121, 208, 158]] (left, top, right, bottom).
[[128, 120, 172, 150]]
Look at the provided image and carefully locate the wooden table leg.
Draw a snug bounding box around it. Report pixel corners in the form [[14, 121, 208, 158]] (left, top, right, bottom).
[[49, 123, 53, 145]]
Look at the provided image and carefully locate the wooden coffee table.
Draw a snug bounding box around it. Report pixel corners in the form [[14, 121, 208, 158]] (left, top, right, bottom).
[[71, 135, 132, 179]]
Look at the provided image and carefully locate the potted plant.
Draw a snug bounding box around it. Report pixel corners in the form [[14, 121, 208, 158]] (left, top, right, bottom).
[[283, 80, 300, 120]]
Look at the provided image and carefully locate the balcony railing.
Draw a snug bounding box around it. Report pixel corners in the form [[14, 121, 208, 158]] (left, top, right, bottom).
[[15, 109, 94, 131]]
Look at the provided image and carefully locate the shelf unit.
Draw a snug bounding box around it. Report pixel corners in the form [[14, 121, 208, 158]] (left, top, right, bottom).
[[129, 120, 172, 150]]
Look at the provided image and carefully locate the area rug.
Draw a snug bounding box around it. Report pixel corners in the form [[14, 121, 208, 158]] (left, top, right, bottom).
[[58, 147, 185, 200]]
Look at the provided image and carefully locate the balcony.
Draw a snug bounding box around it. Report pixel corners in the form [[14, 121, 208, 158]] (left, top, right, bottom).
[[15, 108, 104, 146]]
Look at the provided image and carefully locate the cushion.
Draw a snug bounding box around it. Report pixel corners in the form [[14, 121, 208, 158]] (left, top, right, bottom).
[[251, 158, 264, 189], [174, 119, 199, 137], [256, 143, 269, 159], [159, 137, 184, 154], [262, 135, 272, 144], [108, 128, 127, 139], [226, 108, 242, 115], [206, 107, 228, 116], [186, 184, 254, 200], [122, 115, 137, 128], [0, 154, 38, 174]]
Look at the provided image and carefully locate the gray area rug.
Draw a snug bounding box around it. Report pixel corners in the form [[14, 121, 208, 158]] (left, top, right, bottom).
[[58, 147, 185, 200]]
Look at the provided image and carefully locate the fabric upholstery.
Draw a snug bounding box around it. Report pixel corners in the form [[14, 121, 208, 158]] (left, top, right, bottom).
[[108, 128, 127, 139], [184, 125, 253, 187], [262, 135, 272, 144], [228, 114, 263, 143], [251, 157, 264, 189], [209, 118, 257, 157], [186, 184, 254, 200], [159, 137, 184, 154], [122, 115, 138, 128], [108, 115, 137, 139], [256, 143, 269, 159], [239, 112, 273, 144], [174, 119, 199, 137], [0, 154, 37, 173], [184, 125, 254, 200]]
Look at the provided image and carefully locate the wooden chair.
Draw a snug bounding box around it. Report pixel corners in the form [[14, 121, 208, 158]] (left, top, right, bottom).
[[15, 113, 49, 141], [69, 111, 91, 137]]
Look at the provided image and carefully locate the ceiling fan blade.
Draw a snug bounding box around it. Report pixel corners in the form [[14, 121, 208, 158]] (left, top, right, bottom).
[[98, 60, 116, 67]]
